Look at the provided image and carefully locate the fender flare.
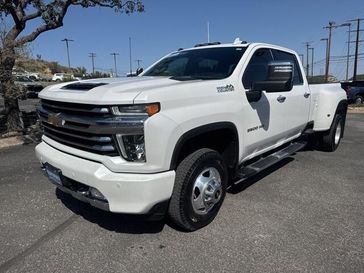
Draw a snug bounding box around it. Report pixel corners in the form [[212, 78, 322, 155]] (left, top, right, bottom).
[[169, 122, 239, 170]]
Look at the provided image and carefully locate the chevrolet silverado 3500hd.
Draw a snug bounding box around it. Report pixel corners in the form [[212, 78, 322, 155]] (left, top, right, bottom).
[[36, 39, 347, 231]]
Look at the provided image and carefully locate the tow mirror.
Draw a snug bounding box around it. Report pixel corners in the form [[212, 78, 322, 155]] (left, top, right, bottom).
[[252, 61, 293, 93], [136, 68, 144, 76]]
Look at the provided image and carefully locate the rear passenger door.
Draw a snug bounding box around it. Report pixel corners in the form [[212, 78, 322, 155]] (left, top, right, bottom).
[[271, 49, 310, 137]]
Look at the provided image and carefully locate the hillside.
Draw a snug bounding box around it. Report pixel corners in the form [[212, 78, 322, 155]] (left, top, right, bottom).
[[14, 57, 85, 78]]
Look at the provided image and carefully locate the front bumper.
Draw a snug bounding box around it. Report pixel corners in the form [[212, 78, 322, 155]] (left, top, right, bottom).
[[35, 141, 175, 214]]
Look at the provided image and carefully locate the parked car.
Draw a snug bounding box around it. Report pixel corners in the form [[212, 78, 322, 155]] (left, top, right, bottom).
[[52, 73, 71, 82], [341, 81, 364, 104], [15, 75, 44, 99], [36, 40, 347, 231]]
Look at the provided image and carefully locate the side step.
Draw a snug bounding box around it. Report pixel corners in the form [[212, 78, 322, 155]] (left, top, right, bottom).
[[235, 141, 306, 181]]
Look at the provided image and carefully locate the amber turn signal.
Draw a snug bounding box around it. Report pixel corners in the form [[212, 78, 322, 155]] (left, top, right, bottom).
[[146, 103, 160, 116]]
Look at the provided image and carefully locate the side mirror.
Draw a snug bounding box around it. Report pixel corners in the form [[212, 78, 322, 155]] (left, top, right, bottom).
[[136, 68, 144, 76], [252, 61, 293, 93]]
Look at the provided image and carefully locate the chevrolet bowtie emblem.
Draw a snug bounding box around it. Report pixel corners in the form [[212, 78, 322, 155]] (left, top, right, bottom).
[[47, 113, 64, 127]]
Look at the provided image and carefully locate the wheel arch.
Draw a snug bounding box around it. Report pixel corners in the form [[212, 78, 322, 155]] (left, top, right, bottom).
[[169, 122, 240, 173]]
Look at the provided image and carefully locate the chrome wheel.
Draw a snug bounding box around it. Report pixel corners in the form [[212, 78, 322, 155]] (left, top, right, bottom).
[[191, 167, 222, 215], [334, 122, 342, 145]]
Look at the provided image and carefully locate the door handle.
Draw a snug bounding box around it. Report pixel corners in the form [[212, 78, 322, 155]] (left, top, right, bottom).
[[304, 92, 310, 98], [277, 95, 286, 103]]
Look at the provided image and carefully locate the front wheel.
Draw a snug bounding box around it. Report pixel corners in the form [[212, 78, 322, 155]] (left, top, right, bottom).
[[168, 148, 228, 231], [317, 113, 345, 152]]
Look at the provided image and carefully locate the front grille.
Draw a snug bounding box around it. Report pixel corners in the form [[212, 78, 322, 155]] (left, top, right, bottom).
[[41, 99, 110, 116], [39, 99, 119, 156]]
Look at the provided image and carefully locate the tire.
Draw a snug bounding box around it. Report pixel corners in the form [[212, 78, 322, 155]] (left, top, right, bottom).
[[168, 148, 228, 231], [318, 113, 344, 152], [354, 95, 363, 104]]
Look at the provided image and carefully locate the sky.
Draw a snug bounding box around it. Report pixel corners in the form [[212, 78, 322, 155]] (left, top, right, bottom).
[[19, 0, 364, 79]]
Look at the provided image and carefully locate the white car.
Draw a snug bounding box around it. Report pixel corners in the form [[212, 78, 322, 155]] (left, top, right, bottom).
[[52, 73, 74, 82], [36, 39, 347, 231]]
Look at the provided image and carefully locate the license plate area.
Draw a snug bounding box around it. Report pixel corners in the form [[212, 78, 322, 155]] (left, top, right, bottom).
[[45, 163, 63, 186]]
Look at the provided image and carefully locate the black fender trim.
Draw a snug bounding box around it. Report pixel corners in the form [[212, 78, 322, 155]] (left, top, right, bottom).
[[169, 122, 239, 170], [335, 99, 348, 137]]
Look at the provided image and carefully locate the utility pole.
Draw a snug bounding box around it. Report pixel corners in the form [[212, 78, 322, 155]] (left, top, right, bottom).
[[348, 18, 364, 81], [207, 21, 210, 43], [88, 53, 96, 74], [299, 54, 304, 64], [304, 42, 312, 77], [61, 38, 74, 68], [337, 23, 352, 80], [110, 53, 119, 77], [129, 37, 133, 75], [309, 47, 314, 77], [135, 59, 142, 69], [323, 21, 336, 83]]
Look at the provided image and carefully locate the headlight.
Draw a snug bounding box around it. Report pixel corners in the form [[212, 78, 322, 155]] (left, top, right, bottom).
[[111, 103, 160, 117], [112, 103, 159, 162], [116, 134, 145, 162]]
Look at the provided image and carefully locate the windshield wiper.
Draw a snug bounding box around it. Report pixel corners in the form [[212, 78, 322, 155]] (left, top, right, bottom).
[[170, 76, 200, 81], [170, 75, 224, 81]]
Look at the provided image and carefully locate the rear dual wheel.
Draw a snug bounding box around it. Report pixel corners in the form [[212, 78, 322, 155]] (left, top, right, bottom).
[[168, 148, 227, 231], [318, 113, 345, 152]]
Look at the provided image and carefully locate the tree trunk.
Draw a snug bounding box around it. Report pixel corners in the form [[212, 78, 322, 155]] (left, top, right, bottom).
[[0, 48, 24, 133]]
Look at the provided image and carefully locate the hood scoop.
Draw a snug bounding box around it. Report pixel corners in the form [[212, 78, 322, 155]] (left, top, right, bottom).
[[62, 82, 108, 91]]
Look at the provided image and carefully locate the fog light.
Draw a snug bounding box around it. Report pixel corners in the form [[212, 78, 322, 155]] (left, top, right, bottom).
[[89, 187, 106, 201], [116, 134, 146, 162]]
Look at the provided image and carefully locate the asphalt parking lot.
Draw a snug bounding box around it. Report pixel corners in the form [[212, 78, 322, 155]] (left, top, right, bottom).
[[0, 113, 363, 273]]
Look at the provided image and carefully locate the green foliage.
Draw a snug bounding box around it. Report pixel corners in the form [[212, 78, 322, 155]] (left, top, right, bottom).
[[0, 0, 144, 132]]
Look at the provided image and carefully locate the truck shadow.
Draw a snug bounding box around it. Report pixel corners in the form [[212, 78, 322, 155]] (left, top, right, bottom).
[[228, 157, 294, 194], [56, 189, 166, 234], [55, 156, 297, 233]]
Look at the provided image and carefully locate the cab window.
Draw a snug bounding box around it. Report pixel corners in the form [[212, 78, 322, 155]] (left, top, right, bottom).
[[271, 49, 303, 85], [242, 48, 273, 89]]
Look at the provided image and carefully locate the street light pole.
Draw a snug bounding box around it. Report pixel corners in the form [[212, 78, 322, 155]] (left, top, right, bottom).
[[61, 38, 74, 68]]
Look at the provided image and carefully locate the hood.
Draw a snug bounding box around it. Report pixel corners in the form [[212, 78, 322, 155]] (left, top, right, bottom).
[[39, 76, 198, 105]]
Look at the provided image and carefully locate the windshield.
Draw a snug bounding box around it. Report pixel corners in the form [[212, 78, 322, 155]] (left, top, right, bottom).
[[144, 47, 247, 80]]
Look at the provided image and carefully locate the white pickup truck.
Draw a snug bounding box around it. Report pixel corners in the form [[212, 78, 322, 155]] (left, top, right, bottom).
[[35, 39, 347, 231]]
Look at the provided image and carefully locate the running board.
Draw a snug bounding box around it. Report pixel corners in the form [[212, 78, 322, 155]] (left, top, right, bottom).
[[235, 141, 306, 181]]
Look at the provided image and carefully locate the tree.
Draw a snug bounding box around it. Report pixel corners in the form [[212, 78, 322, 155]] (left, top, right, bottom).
[[0, 0, 144, 132]]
